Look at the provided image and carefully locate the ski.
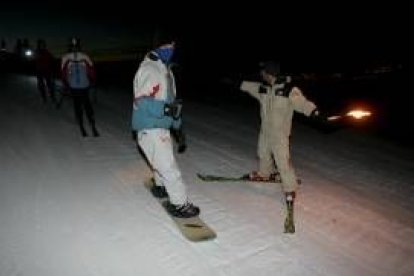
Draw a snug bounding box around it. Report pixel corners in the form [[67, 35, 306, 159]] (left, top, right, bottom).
[[197, 173, 282, 183], [197, 173, 301, 184], [197, 173, 252, 182]]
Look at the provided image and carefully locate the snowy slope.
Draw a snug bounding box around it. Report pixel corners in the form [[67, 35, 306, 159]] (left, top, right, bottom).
[[0, 74, 413, 276]]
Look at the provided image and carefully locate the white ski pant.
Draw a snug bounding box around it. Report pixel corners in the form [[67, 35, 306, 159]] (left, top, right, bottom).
[[258, 134, 298, 193], [137, 128, 187, 205]]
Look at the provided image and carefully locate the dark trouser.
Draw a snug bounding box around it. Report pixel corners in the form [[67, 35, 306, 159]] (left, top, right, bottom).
[[70, 88, 96, 130], [36, 74, 55, 102]]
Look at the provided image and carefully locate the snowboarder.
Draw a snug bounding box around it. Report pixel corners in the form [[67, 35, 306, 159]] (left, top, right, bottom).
[[132, 33, 200, 218], [238, 61, 327, 233]]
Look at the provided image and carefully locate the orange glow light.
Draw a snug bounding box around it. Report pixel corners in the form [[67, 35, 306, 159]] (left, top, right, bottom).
[[346, 110, 372, 119]]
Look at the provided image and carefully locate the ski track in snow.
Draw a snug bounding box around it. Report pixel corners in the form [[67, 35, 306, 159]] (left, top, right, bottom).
[[0, 74, 413, 276]]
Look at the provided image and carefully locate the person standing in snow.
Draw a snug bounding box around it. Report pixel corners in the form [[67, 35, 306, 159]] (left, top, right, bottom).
[[61, 37, 99, 137], [34, 39, 57, 104], [131, 35, 199, 218], [239, 61, 327, 233]]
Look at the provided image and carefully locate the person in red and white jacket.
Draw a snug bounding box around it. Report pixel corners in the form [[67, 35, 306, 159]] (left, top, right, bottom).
[[61, 37, 98, 137]]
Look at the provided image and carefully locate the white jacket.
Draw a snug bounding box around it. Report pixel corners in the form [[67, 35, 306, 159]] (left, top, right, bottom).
[[240, 80, 316, 139]]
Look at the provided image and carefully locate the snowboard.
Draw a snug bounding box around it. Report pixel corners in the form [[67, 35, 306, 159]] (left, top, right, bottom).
[[144, 178, 216, 242]]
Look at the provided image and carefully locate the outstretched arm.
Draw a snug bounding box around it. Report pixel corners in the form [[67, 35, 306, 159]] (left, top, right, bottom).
[[240, 81, 262, 101], [289, 86, 317, 116]]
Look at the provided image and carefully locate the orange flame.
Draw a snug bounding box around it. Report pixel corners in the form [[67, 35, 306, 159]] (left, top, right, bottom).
[[346, 110, 371, 119]]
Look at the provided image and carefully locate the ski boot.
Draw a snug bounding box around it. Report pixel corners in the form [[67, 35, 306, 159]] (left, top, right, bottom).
[[80, 126, 88, 137], [92, 126, 100, 137], [284, 192, 296, 233]]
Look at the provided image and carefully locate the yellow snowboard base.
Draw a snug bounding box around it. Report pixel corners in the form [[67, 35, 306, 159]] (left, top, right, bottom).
[[144, 178, 216, 242]]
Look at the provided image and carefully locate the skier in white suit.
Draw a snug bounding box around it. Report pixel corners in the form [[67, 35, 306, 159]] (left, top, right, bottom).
[[240, 61, 327, 233]]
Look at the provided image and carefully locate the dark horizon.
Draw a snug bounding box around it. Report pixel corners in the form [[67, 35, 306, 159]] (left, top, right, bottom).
[[1, 3, 406, 68]]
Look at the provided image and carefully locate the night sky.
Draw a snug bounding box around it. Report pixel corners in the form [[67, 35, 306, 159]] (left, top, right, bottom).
[[0, 4, 154, 56], [1, 2, 406, 70]]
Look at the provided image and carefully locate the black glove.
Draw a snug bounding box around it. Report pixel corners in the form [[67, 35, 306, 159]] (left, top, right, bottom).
[[310, 109, 328, 123], [310, 108, 339, 133], [164, 99, 183, 119], [131, 130, 137, 141], [171, 127, 187, 154], [220, 75, 242, 91]]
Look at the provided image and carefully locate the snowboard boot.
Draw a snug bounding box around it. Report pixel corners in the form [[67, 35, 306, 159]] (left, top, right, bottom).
[[150, 184, 168, 198], [269, 172, 281, 182], [284, 192, 296, 234], [165, 201, 200, 218]]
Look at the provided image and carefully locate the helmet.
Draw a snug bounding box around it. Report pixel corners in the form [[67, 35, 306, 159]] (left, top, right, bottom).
[[259, 61, 281, 77], [69, 37, 81, 51], [37, 39, 46, 49]]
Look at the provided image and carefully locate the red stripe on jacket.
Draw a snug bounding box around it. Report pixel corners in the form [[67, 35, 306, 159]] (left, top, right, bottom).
[[134, 84, 160, 102]]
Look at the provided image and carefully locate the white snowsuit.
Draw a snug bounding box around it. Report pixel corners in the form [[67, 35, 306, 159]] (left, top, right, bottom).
[[133, 53, 187, 205], [240, 80, 317, 192]]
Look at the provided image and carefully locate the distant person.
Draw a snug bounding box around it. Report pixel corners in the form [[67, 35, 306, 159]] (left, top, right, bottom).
[[1, 39, 6, 51], [61, 37, 99, 137], [131, 35, 199, 218], [14, 38, 23, 57], [35, 39, 56, 104], [22, 38, 30, 51], [236, 61, 328, 233], [1, 39, 7, 73]]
